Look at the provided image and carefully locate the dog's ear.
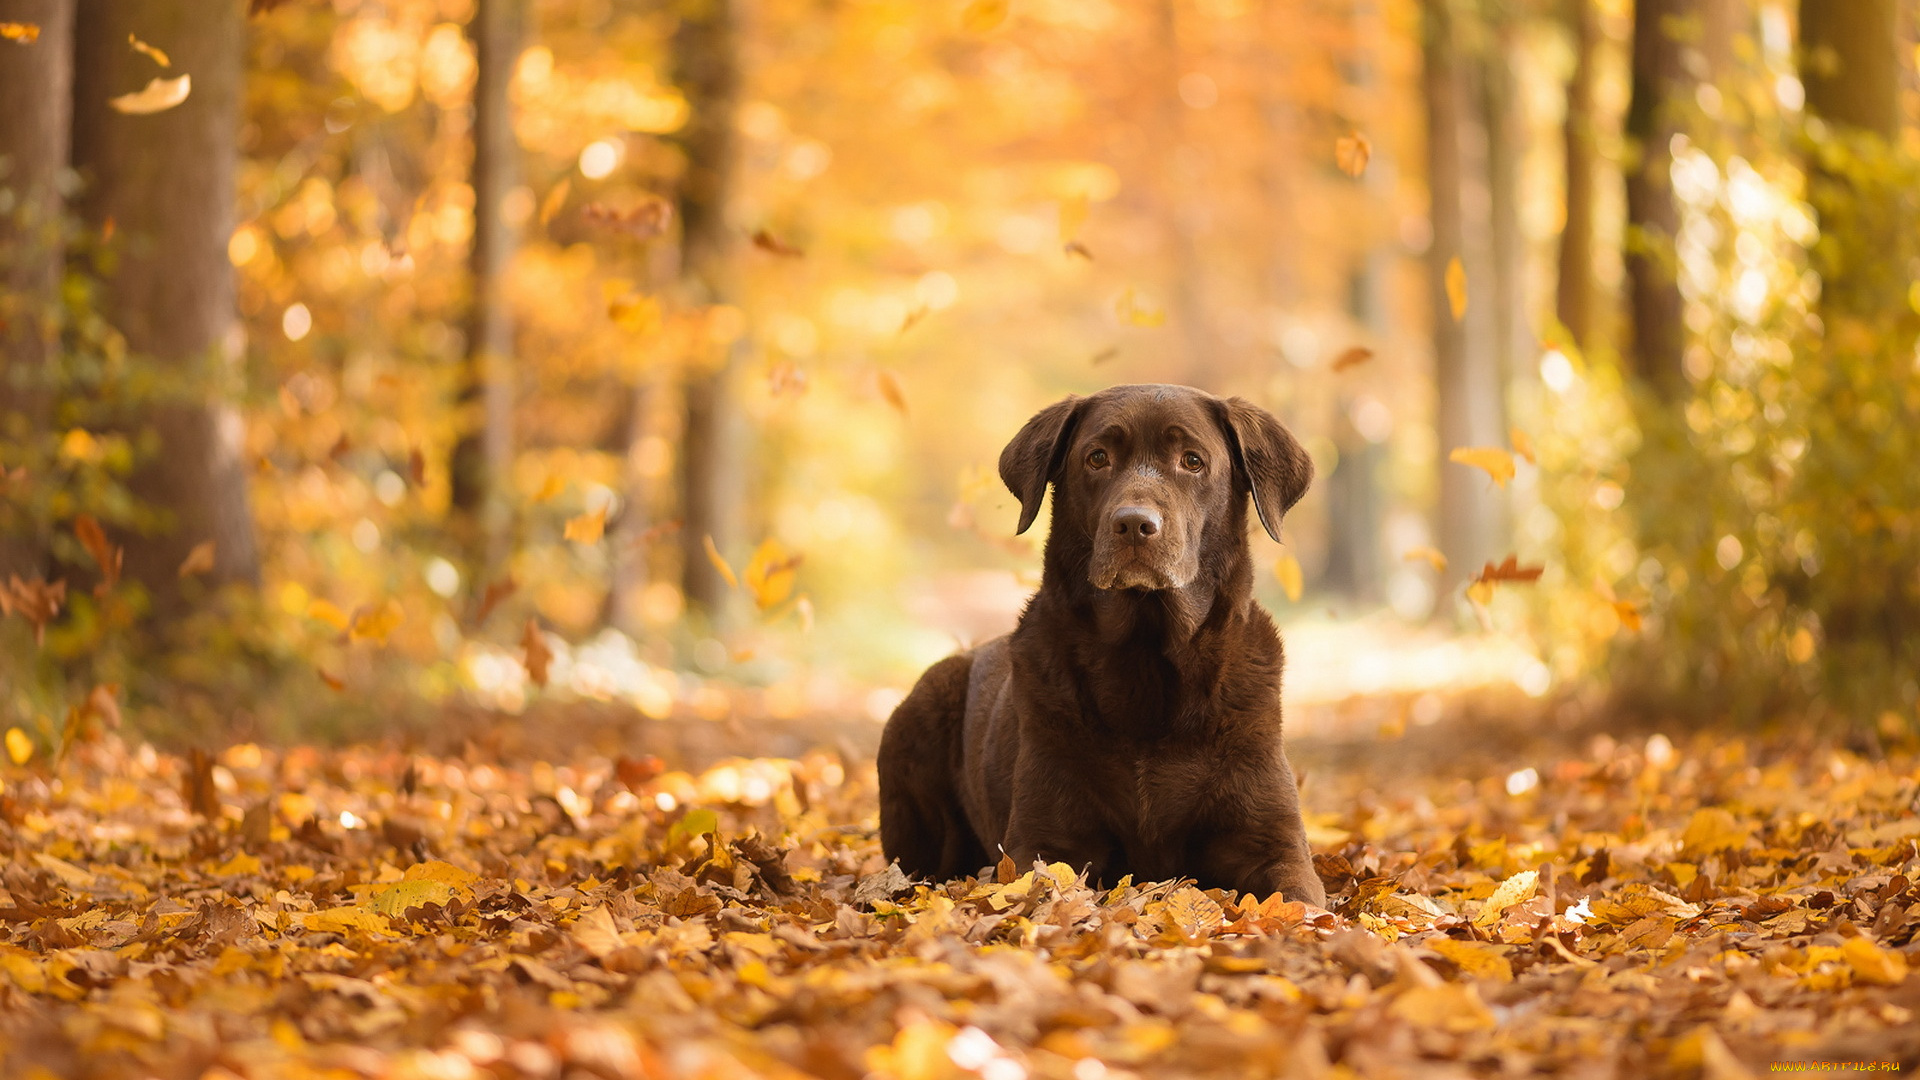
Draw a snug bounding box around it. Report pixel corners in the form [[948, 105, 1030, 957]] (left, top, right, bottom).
[[998, 395, 1083, 535], [1216, 396, 1313, 543]]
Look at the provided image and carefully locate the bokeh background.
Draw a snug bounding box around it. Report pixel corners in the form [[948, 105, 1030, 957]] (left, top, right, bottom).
[[2, 0, 1917, 751]]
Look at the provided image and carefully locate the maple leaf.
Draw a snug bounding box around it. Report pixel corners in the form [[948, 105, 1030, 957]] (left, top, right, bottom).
[[1449, 445, 1516, 488], [109, 74, 191, 115], [1335, 131, 1372, 177]]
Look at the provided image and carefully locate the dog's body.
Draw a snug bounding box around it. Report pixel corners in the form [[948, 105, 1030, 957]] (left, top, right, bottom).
[[878, 384, 1326, 905]]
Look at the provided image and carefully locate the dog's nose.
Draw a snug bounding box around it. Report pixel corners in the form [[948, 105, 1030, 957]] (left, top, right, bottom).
[[1112, 506, 1162, 541]]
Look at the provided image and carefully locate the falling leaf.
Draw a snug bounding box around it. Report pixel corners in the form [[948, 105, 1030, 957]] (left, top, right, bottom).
[[522, 619, 553, 687], [743, 539, 803, 612], [1090, 345, 1120, 365], [306, 598, 350, 631], [703, 536, 739, 590], [1510, 425, 1536, 465], [407, 447, 426, 486], [898, 304, 931, 335], [474, 576, 516, 624], [961, 0, 1009, 33], [582, 197, 672, 240], [1449, 446, 1516, 488], [795, 594, 815, 633], [177, 540, 217, 578], [5, 727, 31, 765], [1611, 600, 1642, 631], [1445, 256, 1468, 321], [564, 506, 608, 544], [1476, 555, 1544, 584], [127, 34, 171, 67], [1116, 288, 1165, 328], [1062, 239, 1093, 260], [348, 598, 405, 644], [60, 428, 102, 463], [0, 22, 40, 43], [1335, 131, 1371, 177], [183, 748, 220, 817], [1273, 554, 1303, 602], [109, 74, 192, 115], [538, 178, 571, 225], [1331, 346, 1373, 371], [1403, 546, 1448, 573], [877, 370, 909, 415], [606, 289, 662, 335], [750, 229, 804, 258], [0, 575, 66, 645], [317, 668, 345, 691], [73, 515, 122, 594], [533, 474, 567, 503]]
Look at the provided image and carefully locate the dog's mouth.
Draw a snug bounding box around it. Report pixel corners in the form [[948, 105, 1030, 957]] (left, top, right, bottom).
[[1090, 549, 1189, 592]]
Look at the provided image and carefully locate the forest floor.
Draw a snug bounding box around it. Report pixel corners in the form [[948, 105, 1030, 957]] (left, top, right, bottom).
[[3, 696, 1919, 1079]]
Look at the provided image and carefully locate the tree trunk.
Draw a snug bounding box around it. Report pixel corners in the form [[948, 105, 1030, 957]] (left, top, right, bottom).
[[1799, 0, 1901, 323], [1483, 18, 1530, 388], [674, 0, 749, 626], [1424, 0, 1506, 598], [450, 0, 523, 579], [71, 0, 258, 611], [1623, 0, 1688, 398], [0, 0, 74, 579], [1800, 0, 1899, 138], [1555, 0, 1597, 351]]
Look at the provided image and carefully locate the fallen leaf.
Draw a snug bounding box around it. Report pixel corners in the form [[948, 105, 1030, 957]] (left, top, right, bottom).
[[1841, 936, 1910, 986], [109, 73, 191, 115], [1428, 938, 1513, 983], [306, 598, 349, 631], [177, 540, 217, 578], [1680, 807, 1751, 857], [1474, 869, 1539, 926], [522, 619, 553, 688], [565, 506, 608, 544], [128, 33, 170, 67], [1445, 256, 1468, 320], [1335, 131, 1371, 177], [1391, 983, 1496, 1032], [1273, 553, 1303, 602], [1449, 446, 1516, 488]]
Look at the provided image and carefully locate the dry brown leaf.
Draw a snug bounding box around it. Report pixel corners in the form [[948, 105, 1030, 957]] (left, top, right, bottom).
[[73, 515, 121, 594], [750, 229, 804, 258], [522, 619, 554, 688], [1331, 346, 1374, 371]]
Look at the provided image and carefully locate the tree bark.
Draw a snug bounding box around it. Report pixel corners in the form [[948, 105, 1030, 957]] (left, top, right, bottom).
[[1798, 0, 1901, 324], [450, 0, 524, 578], [1424, 0, 1507, 598], [1799, 0, 1899, 138], [71, 0, 258, 611], [0, 0, 74, 579], [1555, 0, 1597, 351], [674, 0, 749, 625], [1623, 0, 1689, 398], [1483, 17, 1530, 388]]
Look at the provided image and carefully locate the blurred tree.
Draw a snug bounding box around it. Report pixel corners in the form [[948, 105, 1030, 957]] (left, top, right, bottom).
[[71, 0, 258, 611], [1799, 0, 1900, 320], [450, 0, 525, 578], [1623, 0, 1690, 399], [1482, 4, 1530, 388], [1423, 0, 1507, 594], [673, 0, 749, 626], [1555, 0, 1598, 351], [0, 0, 73, 579]]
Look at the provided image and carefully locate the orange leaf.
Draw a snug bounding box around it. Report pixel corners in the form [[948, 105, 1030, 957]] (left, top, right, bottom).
[[0, 22, 40, 43], [877, 370, 909, 416], [1510, 426, 1536, 465], [1476, 555, 1544, 584], [703, 536, 739, 590], [1335, 131, 1372, 178], [750, 229, 804, 258], [108, 73, 191, 115], [743, 539, 803, 612], [1445, 256, 1468, 321], [348, 598, 404, 644], [1272, 554, 1303, 602], [1449, 446, 1516, 488], [128, 33, 170, 67], [522, 619, 553, 688], [1331, 346, 1374, 372], [73, 515, 122, 593], [564, 506, 608, 544], [474, 576, 517, 625]]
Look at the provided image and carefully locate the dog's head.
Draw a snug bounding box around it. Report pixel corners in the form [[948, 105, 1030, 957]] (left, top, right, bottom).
[[998, 384, 1312, 591]]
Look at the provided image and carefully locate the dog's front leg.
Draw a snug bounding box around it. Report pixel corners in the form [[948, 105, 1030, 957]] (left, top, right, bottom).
[[1000, 759, 1112, 883]]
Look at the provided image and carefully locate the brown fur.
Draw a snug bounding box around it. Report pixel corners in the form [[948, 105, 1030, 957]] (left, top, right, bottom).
[[878, 384, 1326, 905]]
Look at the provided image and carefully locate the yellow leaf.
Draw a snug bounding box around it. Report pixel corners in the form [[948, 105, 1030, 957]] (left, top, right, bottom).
[[1473, 869, 1538, 926], [1445, 256, 1468, 320], [1161, 885, 1225, 938], [608, 291, 661, 335], [538, 178, 571, 225], [212, 852, 261, 877], [1335, 131, 1371, 178], [572, 905, 623, 958], [1612, 600, 1643, 632], [1842, 936, 1910, 986], [403, 860, 478, 889], [1509, 425, 1536, 465], [1116, 287, 1166, 328], [1680, 807, 1751, 857], [1059, 193, 1088, 242], [32, 852, 94, 889], [302, 907, 393, 935], [108, 74, 191, 115], [5, 727, 31, 765], [533, 474, 567, 503], [349, 598, 405, 644], [1449, 446, 1516, 488], [306, 598, 349, 631], [1272, 553, 1303, 602], [960, 0, 1009, 33], [1390, 983, 1496, 1032], [0, 22, 41, 43], [564, 506, 607, 544], [365, 879, 456, 917], [703, 536, 739, 590], [1403, 546, 1447, 573], [177, 540, 216, 577], [128, 33, 170, 67], [743, 538, 802, 611], [1428, 938, 1513, 983], [59, 428, 102, 463]]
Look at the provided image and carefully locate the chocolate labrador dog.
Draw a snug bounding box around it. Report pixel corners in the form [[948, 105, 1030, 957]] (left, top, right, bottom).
[[878, 384, 1326, 905]]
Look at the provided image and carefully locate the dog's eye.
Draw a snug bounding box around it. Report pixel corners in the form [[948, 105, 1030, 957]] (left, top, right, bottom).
[[1182, 451, 1205, 472], [1087, 449, 1109, 470]]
